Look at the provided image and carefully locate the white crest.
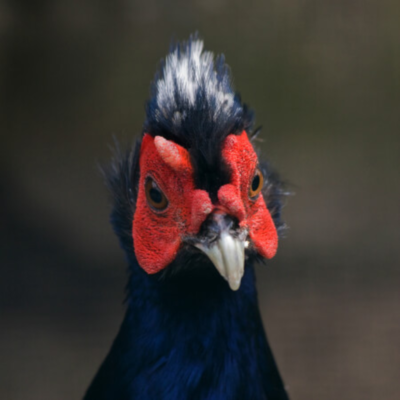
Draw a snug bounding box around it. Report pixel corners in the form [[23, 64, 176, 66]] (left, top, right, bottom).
[[155, 40, 236, 122]]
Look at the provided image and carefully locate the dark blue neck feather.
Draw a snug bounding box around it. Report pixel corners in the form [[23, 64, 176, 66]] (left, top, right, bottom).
[[84, 257, 289, 400]]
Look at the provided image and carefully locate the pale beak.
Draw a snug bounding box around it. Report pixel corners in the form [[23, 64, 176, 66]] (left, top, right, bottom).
[[193, 213, 246, 291]]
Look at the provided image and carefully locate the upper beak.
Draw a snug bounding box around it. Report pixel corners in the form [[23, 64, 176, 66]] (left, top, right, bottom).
[[193, 213, 246, 291]]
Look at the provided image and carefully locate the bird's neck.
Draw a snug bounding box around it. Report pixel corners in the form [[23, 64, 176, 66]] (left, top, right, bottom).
[[121, 260, 266, 391], [85, 258, 288, 400], [126, 258, 260, 333]]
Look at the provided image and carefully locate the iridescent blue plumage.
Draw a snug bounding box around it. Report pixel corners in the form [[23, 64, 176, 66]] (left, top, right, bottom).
[[84, 256, 288, 399]]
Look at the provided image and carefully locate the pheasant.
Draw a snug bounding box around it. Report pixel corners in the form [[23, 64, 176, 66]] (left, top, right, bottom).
[[84, 35, 289, 400]]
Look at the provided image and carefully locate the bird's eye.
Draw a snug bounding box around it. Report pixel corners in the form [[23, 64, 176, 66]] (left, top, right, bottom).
[[249, 168, 264, 199], [145, 178, 168, 211]]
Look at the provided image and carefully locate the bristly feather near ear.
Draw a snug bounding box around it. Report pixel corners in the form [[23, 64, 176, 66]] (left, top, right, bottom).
[[259, 160, 289, 237], [100, 137, 141, 257], [250, 126, 263, 142]]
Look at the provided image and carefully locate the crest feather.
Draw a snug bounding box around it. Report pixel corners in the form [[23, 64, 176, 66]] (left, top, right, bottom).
[[144, 34, 254, 199]]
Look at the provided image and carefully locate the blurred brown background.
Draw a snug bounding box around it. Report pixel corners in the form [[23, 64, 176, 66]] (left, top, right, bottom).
[[0, 1, 399, 399]]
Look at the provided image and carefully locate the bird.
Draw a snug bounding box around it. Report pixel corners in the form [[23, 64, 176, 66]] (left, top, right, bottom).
[[84, 35, 289, 400]]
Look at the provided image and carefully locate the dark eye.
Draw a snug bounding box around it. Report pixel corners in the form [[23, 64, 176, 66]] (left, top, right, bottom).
[[145, 178, 168, 210], [249, 168, 264, 199]]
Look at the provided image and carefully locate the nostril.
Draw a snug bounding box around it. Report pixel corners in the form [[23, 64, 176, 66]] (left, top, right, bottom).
[[197, 212, 240, 243], [199, 215, 220, 242]]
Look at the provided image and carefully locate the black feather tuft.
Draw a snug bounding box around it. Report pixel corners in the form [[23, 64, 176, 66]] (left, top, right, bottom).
[[259, 160, 288, 237], [101, 138, 141, 257]]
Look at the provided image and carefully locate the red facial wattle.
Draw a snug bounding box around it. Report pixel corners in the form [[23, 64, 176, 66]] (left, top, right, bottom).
[[132, 131, 278, 274], [218, 132, 278, 259], [133, 135, 212, 274]]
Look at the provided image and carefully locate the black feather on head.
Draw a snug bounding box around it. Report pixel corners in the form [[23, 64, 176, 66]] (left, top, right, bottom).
[[143, 33, 254, 199]]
